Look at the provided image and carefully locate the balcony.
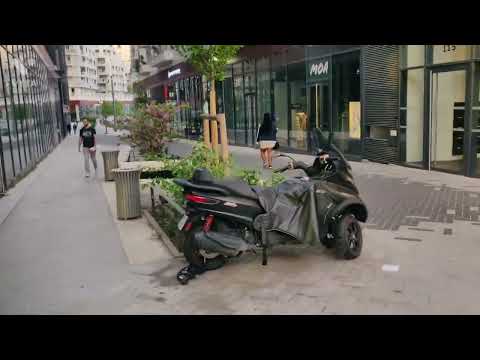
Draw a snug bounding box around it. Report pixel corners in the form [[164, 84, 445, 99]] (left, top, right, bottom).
[[149, 47, 182, 70]]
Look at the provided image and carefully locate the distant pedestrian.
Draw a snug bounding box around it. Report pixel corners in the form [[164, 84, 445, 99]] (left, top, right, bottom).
[[256, 113, 278, 169], [66, 122, 71, 135], [79, 118, 97, 178], [73, 121, 78, 135]]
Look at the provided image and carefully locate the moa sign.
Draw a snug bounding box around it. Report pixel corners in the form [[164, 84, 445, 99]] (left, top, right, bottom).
[[307, 58, 330, 82]]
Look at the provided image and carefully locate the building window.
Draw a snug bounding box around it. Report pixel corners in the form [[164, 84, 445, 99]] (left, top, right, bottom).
[[400, 45, 425, 68], [233, 62, 245, 145], [256, 57, 271, 133], [331, 50, 361, 155], [271, 51, 288, 147], [288, 61, 308, 150]]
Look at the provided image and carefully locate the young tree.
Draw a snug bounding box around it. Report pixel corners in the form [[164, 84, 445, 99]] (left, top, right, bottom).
[[101, 101, 124, 132], [172, 45, 242, 159]]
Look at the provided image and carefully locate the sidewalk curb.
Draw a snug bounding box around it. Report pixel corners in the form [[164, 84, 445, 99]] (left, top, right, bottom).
[[143, 209, 184, 259]]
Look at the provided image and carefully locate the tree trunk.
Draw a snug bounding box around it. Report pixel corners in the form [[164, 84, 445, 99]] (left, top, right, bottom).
[[209, 79, 219, 155], [203, 118, 210, 148]]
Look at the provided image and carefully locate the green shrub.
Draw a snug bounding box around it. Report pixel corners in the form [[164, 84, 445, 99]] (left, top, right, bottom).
[[151, 142, 286, 206]]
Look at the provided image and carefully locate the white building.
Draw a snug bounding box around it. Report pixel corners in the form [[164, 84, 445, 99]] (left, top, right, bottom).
[[65, 45, 98, 103], [65, 45, 133, 119], [96, 45, 132, 103]]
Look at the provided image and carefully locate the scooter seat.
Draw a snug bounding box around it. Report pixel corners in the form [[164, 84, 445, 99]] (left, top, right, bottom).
[[192, 169, 259, 201]]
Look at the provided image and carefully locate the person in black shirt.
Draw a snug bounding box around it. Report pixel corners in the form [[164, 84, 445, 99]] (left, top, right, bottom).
[[79, 118, 97, 178]]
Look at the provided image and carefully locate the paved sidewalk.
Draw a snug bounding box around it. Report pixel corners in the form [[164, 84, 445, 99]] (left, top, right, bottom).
[[2, 134, 480, 314], [0, 133, 141, 314]]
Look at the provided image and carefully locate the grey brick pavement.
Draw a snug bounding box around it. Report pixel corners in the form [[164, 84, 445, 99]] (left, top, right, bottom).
[[168, 140, 480, 232]]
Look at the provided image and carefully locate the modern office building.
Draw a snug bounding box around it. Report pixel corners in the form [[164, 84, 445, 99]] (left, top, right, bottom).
[[134, 45, 480, 178], [0, 45, 70, 193]]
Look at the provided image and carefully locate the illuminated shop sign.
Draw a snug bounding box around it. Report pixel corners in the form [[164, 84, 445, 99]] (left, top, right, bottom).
[[307, 57, 330, 82], [168, 68, 181, 78]]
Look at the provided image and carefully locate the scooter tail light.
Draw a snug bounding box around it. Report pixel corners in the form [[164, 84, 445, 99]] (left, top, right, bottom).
[[185, 194, 217, 204]]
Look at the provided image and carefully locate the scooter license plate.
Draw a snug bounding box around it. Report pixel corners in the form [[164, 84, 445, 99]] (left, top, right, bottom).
[[177, 215, 189, 231]]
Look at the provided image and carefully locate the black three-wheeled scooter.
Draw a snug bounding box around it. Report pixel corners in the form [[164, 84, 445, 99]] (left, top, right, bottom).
[[174, 130, 368, 284]]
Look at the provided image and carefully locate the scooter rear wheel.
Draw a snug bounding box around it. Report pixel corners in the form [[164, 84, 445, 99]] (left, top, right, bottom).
[[184, 225, 226, 270]]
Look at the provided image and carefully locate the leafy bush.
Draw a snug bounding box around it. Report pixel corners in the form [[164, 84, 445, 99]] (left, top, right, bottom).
[[236, 168, 286, 187], [128, 103, 176, 154], [150, 142, 286, 206]]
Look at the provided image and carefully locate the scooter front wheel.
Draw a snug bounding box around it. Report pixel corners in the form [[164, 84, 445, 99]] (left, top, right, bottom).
[[334, 213, 362, 260]]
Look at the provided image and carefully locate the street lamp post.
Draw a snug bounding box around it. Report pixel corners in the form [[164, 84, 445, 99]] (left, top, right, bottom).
[[111, 75, 116, 129]]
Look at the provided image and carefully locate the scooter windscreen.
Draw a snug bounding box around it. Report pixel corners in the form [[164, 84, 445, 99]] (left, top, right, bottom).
[[310, 129, 349, 167]]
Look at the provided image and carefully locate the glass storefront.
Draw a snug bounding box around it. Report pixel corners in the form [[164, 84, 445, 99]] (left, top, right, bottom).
[[331, 51, 361, 156], [256, 56, 272, 137], [400, 45, 480, 178], [160, 75, 203, 139], [0, 45, 64, 191], [473, 62, 480, 177], [400, 68, 425, 167], [288, 61, 307, 150], [271, 51, 288, 147], [233, 62, 245, 144], [223, 70, 235, 144], [215, 47, 363, 156]]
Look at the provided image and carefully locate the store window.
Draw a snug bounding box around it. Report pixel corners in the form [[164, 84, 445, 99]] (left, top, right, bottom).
[[432, 45, 473, 64], [331, 51, 361, 155], [287, 61, 307, 150], [400, 68, 425, 167], [473, 63, 480, 177], [223, 67, 235, 144], [271, 51, 288, 146], [244, 59, 257, 146], [256, 57, 272, 133], [400, 45, 425, 68], [0, 47, 15, 185], [233, 62, 245, 144]]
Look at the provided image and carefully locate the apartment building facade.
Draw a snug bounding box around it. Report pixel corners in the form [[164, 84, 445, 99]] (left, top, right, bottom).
[[65, 45, 133, 120]]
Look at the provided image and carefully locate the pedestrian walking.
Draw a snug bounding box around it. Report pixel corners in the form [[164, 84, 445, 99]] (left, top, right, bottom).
[[256, 113, 278, 169], [73, 121, 78, 135], [78, 118, 97, 178], [66, 122, 71, 135]]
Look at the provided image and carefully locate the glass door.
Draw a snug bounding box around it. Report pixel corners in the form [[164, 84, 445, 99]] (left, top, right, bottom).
[[308, 82, 330, 148], [245, 94, 257, 146], [429, 68, 467, 174]]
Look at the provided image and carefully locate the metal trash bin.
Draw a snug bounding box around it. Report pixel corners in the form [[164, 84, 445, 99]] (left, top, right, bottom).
[[101, 150, 119, 181], [112, 166, 142, 220]]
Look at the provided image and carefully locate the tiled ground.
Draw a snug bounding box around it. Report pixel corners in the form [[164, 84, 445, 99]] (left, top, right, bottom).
[[112, 140, 480, 314]]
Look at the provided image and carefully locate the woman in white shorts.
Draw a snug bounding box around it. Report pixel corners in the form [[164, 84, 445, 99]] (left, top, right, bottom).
[[256, 113, 277, 169]]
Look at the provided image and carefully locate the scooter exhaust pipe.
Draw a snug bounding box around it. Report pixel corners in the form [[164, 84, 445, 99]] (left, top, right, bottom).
[[194, 231, 249, 257]]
